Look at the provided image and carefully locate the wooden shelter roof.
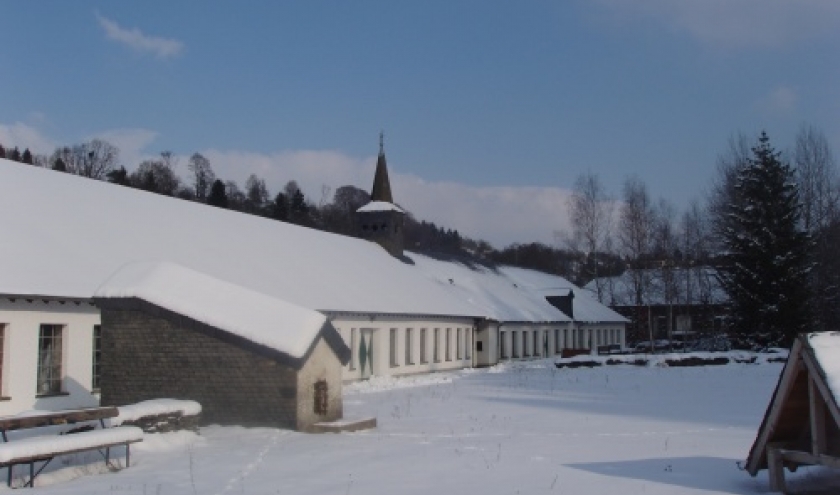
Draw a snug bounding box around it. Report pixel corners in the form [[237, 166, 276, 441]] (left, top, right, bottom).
[[745, 332, 840, 476]]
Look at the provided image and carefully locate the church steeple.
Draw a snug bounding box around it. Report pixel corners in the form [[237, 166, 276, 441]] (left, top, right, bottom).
[[370, 131, 393, 203], [356, 132, 405, 259]]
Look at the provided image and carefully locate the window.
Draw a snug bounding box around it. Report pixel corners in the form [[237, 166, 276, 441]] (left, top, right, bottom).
[[523, 331, 529, 357], [390, 328, 398, 367], [434, 329, 440, 362], [456, 328, 462, 359], [0, 324, 5, 396], [512, 331, 518, 358], [555, 329, 561, 353], [349, 329, 357, 370], [445, 328, 451, 361], [500, 331, 507, 359], [37, 324, 63, 395], [314, 380, 328, 415], [420, 328, 428, 364], [405, 328, 414, 365], [92, 325, 102, 391], [465, 328, 471, 359], [534, 330, 540, 357]]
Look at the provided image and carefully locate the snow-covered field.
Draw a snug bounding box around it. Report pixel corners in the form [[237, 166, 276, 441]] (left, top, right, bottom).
[[10, 360, 840, 494]]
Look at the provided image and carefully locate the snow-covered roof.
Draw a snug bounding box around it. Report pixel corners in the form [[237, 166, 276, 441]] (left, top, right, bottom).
[[356, 201, 404, 213], [0, 160, 621, 325], [584, 267, 728, 307], [0, 160, 475, 317], [96, 262, 327, 359], [497, 267, 628, 323], [808, 332, 840, 403], [406, 256, 627, 324]]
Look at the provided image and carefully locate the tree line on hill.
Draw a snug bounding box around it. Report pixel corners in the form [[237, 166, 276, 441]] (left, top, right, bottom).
[[0, 139, 509, 262]]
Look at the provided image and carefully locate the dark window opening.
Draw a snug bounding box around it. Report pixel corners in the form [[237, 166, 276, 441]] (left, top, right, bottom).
[[476, 341, 483, 352], [92, 325, 102, 391], [314, 380, 328, 415]]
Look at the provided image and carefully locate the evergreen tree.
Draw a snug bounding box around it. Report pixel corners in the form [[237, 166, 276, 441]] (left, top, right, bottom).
[[106, 166, 129, 185], [289, 189, 310, 225], [9, 147, 21, 162], [21, 148, 33, 165], [271, 192, 289, 221], [719, 132, 812, 348], [207, 179, 228, 208], [0, 144, 5, 159], [52, 157, 68, 172]]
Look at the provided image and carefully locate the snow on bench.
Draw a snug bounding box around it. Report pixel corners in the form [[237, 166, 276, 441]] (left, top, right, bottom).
[[0, 426, 143, 464], [0, 407, 144, 488]]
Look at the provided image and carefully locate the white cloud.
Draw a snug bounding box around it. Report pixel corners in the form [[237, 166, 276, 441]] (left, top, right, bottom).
[[590, 0, 840, 48], [0, 122, 57, 155], [0, 121, 160, 167], [755, 86, 799, 115], [90, 128, 160, 169], [96, 13, 184, 59]]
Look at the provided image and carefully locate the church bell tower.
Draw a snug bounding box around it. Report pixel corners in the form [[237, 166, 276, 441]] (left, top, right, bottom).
[[356, 133, 405, 258]]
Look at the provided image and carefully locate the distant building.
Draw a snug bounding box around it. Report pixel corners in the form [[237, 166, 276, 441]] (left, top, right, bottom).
[[0, 139, 625, 428], [584, 267, 728, 345]]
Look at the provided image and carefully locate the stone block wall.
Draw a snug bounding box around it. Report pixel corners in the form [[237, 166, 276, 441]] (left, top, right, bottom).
[[100, 307, 300, 428]]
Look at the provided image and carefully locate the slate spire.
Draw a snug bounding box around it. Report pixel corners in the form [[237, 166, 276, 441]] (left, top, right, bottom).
[[370, 132, 394, 203]]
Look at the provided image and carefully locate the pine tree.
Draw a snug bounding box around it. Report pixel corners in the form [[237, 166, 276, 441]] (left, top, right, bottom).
[[719, 132, 812, 348], [21, 148, 33, 165], [207, 179, 229, 208], [9, 147, 21, 162], [0, 144, 6, 159], [272, 192, 289, 221], [52, 157, 68, 172], [289, 189, 310, 225]]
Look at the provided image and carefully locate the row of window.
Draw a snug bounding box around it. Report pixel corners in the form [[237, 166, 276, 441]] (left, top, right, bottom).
[[345, 327, 472, 371], [499, 327, 622, 359], [0, 323, 101, 397], [389, 327, 472, 368]]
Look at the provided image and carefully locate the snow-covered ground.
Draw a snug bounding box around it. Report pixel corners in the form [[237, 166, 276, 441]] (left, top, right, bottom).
[[10, 359, 840, 494]]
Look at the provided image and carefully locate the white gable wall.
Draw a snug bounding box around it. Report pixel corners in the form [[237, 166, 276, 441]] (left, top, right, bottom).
[[0, 299, 100, 416]]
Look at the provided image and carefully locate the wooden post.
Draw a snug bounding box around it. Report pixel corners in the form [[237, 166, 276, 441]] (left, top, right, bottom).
[[767, 448, 786, 492], [810, 377, 827, 456]]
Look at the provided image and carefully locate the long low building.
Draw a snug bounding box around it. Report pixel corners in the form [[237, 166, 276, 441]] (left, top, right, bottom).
[[0, 146, 626, 423]]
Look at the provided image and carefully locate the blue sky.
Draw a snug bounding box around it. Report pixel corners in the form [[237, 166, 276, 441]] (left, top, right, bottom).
[[2, 1, 839, 247]]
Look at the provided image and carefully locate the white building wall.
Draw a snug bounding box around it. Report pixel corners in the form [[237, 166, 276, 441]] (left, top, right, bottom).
[[332, 315, 476, 382], [0, 299, 101, 416]]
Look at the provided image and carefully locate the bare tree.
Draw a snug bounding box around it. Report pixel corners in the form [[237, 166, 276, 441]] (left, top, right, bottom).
[[78, 139, 119, 179], [619, 176, 656, 305], [187, 153, 215, 201], [49, 139, 119, 179], [795, 125, 838, 232], [794, 125, 840, 331], [244, 174, 269, 214], [225, 180, 246, 211], [130, 159, 181, 196], [567, 172, 615, 301], [618, 176, 658, 345], [707, 133, 751, 252]]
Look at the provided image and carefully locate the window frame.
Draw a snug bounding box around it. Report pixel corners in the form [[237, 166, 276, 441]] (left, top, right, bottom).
[[92, 324, 102, 392], [37, 324, 65, 396]]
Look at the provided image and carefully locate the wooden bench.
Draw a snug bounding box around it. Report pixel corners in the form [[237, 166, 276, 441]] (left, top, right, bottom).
[[0, 407, 143, 488]]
